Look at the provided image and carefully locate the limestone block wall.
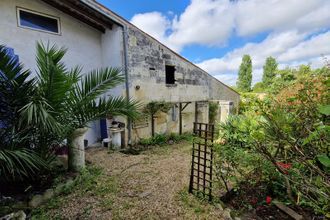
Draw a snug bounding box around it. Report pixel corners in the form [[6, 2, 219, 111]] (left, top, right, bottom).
[[125, 24, 238, 142], [78, 1, 240, 144]]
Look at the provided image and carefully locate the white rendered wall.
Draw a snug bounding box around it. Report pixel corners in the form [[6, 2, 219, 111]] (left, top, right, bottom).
[[0, 0, 103, 73], [0, 0, 122, 145]]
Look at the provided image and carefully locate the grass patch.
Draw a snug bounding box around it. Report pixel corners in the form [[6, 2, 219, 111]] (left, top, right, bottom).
[[31, 165, 119, 219], [178, 188, 210, 215]]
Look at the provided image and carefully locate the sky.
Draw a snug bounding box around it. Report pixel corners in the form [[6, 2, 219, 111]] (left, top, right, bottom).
[[99, 0, 330, 86]]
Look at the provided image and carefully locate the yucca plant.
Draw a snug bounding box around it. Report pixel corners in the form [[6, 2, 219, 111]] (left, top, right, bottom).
[[21, 42, 139, 171]]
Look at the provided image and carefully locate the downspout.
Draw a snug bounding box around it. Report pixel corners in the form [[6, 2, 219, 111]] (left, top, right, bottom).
[[122, 25, 132, 146]]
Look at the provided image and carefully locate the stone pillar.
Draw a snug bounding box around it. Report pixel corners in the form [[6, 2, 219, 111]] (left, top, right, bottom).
[[68, 127, 88, 171], [219, 101, 234, 122]]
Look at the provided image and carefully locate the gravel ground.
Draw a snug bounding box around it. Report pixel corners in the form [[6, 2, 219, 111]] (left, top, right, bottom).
[[32, 142, 224, 219]]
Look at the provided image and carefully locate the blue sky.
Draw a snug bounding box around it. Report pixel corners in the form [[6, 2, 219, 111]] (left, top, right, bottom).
[[99, 0, 330, 85]]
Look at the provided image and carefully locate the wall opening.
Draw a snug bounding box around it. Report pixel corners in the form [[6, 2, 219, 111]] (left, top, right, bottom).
[[165, 65, 175, 84]]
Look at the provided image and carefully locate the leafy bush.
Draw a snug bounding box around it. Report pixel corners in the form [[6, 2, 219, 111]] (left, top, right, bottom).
[[215, 71, 330, 215]]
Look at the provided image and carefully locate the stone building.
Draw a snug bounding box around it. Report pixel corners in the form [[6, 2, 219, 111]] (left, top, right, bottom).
[[0, 0, 240, 146]]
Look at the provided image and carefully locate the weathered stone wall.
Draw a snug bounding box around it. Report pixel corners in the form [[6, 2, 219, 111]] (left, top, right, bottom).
[[83, 0, 240, 144], [209, 77, 240, 108], [125, 25, 239, 141]]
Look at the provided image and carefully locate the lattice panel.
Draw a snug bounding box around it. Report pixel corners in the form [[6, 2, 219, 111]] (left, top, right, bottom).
[[189, 123, 215, 201]]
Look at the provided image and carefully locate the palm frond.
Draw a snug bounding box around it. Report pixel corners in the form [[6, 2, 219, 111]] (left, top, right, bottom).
[[73, 96, 140, 127], [0, 45, 30, 81], [0, 149, 49, 181], [105, 96, 141, 120], [19, 98, 61, 133], [35, 42, 76, 110], [75, 67, 124, 104]]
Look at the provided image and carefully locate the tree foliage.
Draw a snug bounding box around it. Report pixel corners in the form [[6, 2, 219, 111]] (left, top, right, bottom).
[[236, 55, 252, 92], [262, 56, 278, 85]]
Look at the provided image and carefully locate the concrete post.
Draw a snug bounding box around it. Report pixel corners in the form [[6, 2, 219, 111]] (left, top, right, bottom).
[[68, 127, 88, 171]]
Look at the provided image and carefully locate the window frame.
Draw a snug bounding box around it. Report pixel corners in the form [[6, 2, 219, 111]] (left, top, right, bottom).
[[16, 7, 61, 35]]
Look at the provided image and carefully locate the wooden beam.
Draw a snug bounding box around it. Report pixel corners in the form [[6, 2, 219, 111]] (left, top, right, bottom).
[[66, 0, 113, 28], [42, 0, 114, 33], [179, 103, 182, 135], [178, 102, 191, 135], [151, 114, 155, 137], [181, 102, 191, 111], [195, 102, 198, 123]]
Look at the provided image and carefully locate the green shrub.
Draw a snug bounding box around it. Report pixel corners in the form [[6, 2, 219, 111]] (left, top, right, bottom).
[[139, 133, 194, 146], [216, 73, 330, 215]]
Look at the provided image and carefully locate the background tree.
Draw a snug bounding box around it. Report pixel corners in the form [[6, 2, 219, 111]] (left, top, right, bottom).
[[252, 82, 265, 92], [262, 56, 278, 85], [236, 55, 252, 92]]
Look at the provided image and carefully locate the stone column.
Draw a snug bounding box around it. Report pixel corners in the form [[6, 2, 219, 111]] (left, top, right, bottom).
[[68, 127, 88, 171], [219, 101, 234, 122]]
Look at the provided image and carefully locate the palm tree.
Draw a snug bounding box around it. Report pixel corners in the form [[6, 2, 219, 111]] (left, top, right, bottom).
[[2, 42, 139, 173]]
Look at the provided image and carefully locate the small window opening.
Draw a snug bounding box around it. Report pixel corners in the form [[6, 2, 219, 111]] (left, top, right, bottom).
[[165, 65, 175, 84], [17, 8, 60, 34]]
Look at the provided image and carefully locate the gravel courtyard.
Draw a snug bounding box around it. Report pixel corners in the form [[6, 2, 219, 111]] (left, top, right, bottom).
[[32, 142, 225, 219]]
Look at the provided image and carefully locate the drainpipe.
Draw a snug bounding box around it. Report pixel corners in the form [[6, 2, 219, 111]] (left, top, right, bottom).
[[122, 25, 132, 146]]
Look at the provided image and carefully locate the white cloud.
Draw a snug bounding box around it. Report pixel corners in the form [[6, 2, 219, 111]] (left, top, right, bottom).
[[197, 31, 306, 74], [130, 12, 170, 42], [214, 73, 238, 86], [130, 0, 330, 51], [197, 31, 330, 85], [278, 32, 330, 62], [235, 0, 326, 36], [168, 0, 235, 50]]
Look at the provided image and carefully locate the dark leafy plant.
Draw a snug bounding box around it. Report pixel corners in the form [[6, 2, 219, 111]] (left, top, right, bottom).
[[0, 45, 49, 181]]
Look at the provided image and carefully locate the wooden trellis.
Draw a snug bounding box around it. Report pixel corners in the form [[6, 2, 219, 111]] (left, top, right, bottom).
[[189, 122, 215, 201]]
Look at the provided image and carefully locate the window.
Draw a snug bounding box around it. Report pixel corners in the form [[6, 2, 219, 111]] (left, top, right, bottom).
[[165, 65, 175, 84], [17, 8, 60, 34]]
